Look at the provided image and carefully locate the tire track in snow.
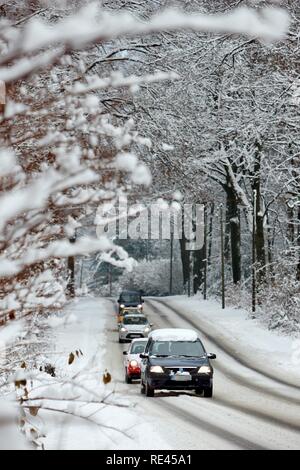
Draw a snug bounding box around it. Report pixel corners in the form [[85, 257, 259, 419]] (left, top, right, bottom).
[[150, 298, 300, 400], [108, 298, 300, 449], [146, 298, 300, 432], [106, 308, 266, 450], [153, 398, 267, 451]]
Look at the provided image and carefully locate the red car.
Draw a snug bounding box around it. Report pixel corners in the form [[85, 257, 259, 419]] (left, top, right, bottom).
[[123, 338, 148, 383]]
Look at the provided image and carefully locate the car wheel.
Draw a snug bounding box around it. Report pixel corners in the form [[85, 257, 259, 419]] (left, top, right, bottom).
[[119, 338, 124, 344], [195, 388, 203, 395], [203, 385, 213, 398], [125, 372, 132, 384], [145, 381, 155, 397]]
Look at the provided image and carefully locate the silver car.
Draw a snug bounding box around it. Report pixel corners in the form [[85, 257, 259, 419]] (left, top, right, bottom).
[[119, 314, 153, 343]]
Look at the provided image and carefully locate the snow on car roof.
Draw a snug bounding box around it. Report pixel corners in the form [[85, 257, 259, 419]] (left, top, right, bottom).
[[124, 314, 146, 318], [131, 338, 148, 343], [149, 328, 199, 342]]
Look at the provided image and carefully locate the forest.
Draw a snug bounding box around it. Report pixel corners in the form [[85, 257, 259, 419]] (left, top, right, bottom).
[[0, 1, 298, 342]]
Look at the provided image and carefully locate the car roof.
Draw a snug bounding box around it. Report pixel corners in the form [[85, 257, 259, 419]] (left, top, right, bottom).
[[120, 290, 141, 294], [149, 328, 199, 342]]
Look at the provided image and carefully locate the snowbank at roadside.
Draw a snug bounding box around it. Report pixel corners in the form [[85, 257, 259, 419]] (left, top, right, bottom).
[[27, 296, 169, 450], [164, 296, 300, 386]]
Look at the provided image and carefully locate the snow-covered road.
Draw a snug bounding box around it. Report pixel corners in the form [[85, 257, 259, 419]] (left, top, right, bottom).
[[105, 297, 300, 450], [34, 296, 300, 450]]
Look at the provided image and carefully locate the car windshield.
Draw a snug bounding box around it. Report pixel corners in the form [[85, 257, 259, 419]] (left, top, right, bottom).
[[120, 293, 140, 303], [130, 342, 146, 354], [149, 340, 205, 357], [123, 316, 148, 325]]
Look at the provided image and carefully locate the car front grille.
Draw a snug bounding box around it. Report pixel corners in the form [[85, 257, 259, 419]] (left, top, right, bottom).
[[127, 333, 143, 338], [163, 367, 199, 375]]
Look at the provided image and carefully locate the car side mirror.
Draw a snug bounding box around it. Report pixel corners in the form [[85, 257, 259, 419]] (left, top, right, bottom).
[[123, 351, 128, 355], [150, 323, 154, 327], [140, 353, 148, 359], [207, 353, 216, 360]]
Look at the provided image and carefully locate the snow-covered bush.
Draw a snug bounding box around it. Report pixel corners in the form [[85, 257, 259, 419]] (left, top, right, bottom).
[[216, 273, 300, 335], [256, 272, 300, 335]]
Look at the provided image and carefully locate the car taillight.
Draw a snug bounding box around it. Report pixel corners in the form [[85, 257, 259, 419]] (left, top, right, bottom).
[[128, 360, 140, 372], [130, 360, 138, 367]]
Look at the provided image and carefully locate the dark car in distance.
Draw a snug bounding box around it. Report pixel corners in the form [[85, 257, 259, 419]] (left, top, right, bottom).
[[117, 290, 144, 314], [140, 328, 216, 398]]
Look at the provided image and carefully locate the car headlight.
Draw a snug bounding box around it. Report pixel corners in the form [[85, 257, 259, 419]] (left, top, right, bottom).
[[138, 304, 142, 309], [144, 327, 150, 332], [130, 360, 138, 367], [198, 366, 212, 374], [120, 304, 125, 308], [150, 365, 164, 373], [120, 327, 127, 332]]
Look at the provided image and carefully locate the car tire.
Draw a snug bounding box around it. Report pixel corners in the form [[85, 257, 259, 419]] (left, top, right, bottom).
[[145, 381, 155, 397], [119, 338, 124, 344], [125, 373, 132, 384], [203, 385, 213, 398], [195, 388, 203, 395]]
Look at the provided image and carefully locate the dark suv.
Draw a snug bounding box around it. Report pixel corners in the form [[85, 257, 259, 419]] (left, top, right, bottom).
[[140, 328, 216, 398], [117, 290, 144, 314]]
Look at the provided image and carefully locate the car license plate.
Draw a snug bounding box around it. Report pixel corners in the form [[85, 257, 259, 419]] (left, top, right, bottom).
[[130, 334, 140, 338], [171, 373, 192, 381]]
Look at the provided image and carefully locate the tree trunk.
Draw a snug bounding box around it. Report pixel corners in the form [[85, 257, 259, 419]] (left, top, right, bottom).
[[297, 205, 300, 282], [207, 203, 214, 267], [192, 246, 205, 294], [255, 205, 266, 282], [266, 210, 274, 279], [287, 205, 295, 243], [67, 256, 75, 297], [224, 200, 231, 262], [179, 237, 190, 288], [230, 210, 241, 284], [252, 143, 266, 283], [225, 187, 241, 284]]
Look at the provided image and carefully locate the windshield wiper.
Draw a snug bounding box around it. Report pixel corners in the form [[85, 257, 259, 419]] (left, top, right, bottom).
[[151, 354, 169, 357], [169, 355, 203, 358], [150, 354, 204, 358]]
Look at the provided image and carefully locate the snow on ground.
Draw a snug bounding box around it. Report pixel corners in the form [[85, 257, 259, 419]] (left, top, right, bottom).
[[165, 295, 300, 386], [2, 294, 299, 450], [27, 297, 169, 450]]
